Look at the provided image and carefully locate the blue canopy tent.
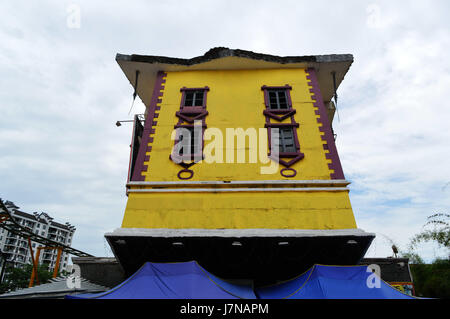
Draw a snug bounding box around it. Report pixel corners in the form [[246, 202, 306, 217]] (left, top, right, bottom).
[[66, 261, 256, 299], [255, 264, 416, 299]]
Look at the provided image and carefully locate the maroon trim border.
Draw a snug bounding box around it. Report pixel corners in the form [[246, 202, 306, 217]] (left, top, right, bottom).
[[280, 167, 297, 178], [130, 71, 167, 181], [261, 84, 293, 109], [261, 85, 304, 175], [180, 86, 210, 109], [263, 109, 296, 121], [171, 126, 206, 162], [306, 68, 345, 179], [177, 169, 194, 180], [171, 86, 210, 179]]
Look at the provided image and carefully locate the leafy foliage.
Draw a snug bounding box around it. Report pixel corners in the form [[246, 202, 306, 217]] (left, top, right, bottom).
[[0, 263, 54, 294], [409, 258, 450, 298], [408, 213, 450, 253], [401, 213, 450, 298]]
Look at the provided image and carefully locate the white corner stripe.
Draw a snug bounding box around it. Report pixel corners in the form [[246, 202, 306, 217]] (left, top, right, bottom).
[[105, 228, 376, 238], [127, 179, 350, 186], [126, 187, 349, 193]]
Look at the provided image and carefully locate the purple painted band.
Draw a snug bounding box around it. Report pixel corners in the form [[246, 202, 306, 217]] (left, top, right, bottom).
[[131, 71, 167, 181], [180, 86, 210, 92], [306, 68, 345, 180]]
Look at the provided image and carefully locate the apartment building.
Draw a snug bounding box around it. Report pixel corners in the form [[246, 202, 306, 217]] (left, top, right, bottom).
[[0, 201, 75, 273]]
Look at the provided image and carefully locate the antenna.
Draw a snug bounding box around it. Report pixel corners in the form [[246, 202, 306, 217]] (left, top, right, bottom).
[[128, 70, 140, 115]]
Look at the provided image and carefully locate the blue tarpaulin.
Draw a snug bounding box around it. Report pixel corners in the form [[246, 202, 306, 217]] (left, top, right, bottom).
[[255, 264, 416, 299], [66, 262, 416, 299], [66, 261, 256, 299]]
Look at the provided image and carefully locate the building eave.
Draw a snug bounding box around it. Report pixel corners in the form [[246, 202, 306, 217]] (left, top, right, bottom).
[[116, 47, 353, 112], [105, 227, 375, 239], [104, 228, 374, 280]]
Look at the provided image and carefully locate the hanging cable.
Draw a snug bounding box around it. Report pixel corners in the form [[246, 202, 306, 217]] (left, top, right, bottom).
[[331, 71, 340, 122], [128, 70, 140, 115]]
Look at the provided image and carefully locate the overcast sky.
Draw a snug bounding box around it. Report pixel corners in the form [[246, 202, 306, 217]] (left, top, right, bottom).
[[1, 1, 449, 262]]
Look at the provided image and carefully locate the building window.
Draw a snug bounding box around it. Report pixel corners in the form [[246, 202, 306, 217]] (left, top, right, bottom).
[[171, 86, 209, 179], [262, 85, 292, 110], [183, 90, 205, 107], [264, 122, 302, 158], [261, 84, 304, 176], [180, 87, 208, 108], [278, 127, 296, 153], [267, 89, 289, 110], [176, 126, 203, 160]]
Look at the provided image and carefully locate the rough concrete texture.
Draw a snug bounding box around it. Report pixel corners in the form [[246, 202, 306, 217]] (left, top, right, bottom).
[[116, 47, 353, 66], [72, 257, 126, 288]]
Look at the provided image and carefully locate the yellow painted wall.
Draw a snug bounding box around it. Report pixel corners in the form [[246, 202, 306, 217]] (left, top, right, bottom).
[[121, 68, 357, 230], [122, 191, 357, 229], [141, 68, 332, 181]]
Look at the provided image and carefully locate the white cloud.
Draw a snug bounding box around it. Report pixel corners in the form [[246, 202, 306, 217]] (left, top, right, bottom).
[[0, 0, 449, 263], [334, 2, 450, 261]]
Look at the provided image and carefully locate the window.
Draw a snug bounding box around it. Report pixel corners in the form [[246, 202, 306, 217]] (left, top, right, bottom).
[[171, 86, 210, 180], [176, 126, 202, 159], [261, 84, 304, 176], [180, 87, 208, 108], [268, 89, 289, 110], [183, 90, 205, 107], [262, 85, 292, 111], [265, 122, 302, 157], [278, 127, 296, 153]]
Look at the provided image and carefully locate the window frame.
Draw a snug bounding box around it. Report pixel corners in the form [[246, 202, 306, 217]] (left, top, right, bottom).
[[267, 89, 290, 110], [171, 87, 209, 166], [182, 89, 206, 107], [262, 85, 293, 110], [172, 123, 206, 162], [261, 84, 304, 169], [264, 122, 301, 158], [278, 126, 297, 153], [180, 87, 209, 109]]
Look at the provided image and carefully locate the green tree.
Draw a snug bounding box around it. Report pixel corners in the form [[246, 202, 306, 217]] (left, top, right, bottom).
[[408, 213, 450, 253], [402, 213, 450, 298], [409, 258, 450, 298], [0, 263, 54, 294]]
